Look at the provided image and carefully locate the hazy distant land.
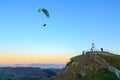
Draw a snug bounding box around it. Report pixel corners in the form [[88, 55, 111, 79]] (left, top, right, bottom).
[[0, 64, 65, 69]]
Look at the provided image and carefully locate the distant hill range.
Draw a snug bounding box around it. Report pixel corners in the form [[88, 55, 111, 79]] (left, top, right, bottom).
[[52, 50, 120, 80], [0, 67, 61, 80], [0, 64, 65, 69]]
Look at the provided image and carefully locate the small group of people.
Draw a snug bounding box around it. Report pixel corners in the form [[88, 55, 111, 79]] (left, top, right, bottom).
[[90, 43, 104, 52], [91, 47, 104, 52]]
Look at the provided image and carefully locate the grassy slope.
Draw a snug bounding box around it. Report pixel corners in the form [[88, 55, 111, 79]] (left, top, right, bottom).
[[81, 52, 120, 80], [98, 53, 120, 70], [79, 68, 119, 80]]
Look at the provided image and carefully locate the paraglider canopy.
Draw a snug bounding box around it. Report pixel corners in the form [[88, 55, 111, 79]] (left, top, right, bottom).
[[38, 8, 50, 27], [38, 8, 50, 18]]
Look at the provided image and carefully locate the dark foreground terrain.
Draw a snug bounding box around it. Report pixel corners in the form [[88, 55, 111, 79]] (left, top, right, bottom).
[[0, 67, 60, 80]]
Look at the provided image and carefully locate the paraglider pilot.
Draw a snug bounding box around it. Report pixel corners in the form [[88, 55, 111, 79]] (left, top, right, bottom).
[[43, 24, 46, 27]]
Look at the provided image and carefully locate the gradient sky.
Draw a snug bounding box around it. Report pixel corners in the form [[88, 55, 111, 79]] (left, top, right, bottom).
[[0, 0, 120, 64]]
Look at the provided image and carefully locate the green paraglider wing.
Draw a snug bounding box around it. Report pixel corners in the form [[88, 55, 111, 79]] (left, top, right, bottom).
[[38, 8, 50, 18]]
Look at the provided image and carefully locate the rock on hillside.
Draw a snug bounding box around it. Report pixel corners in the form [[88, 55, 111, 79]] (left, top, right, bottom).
[[52, 55, 103, 80]]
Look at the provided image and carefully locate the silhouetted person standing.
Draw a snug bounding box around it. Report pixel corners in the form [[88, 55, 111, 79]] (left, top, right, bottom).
[[101, 48, 103, 52], [91, 48, 93, 52]]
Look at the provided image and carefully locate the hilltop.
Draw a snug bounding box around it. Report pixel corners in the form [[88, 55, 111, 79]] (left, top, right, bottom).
[[52, 51, 120, 80]]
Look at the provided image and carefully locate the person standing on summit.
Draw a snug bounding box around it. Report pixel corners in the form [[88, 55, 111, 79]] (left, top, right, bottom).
[[101, 48, 103, 52]]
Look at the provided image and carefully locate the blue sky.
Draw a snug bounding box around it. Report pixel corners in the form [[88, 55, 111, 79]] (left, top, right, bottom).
[[0, 0, 120, 58]]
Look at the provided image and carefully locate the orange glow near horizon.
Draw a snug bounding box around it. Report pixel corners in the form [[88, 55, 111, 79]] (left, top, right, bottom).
[[0, 51, 70, 64]]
